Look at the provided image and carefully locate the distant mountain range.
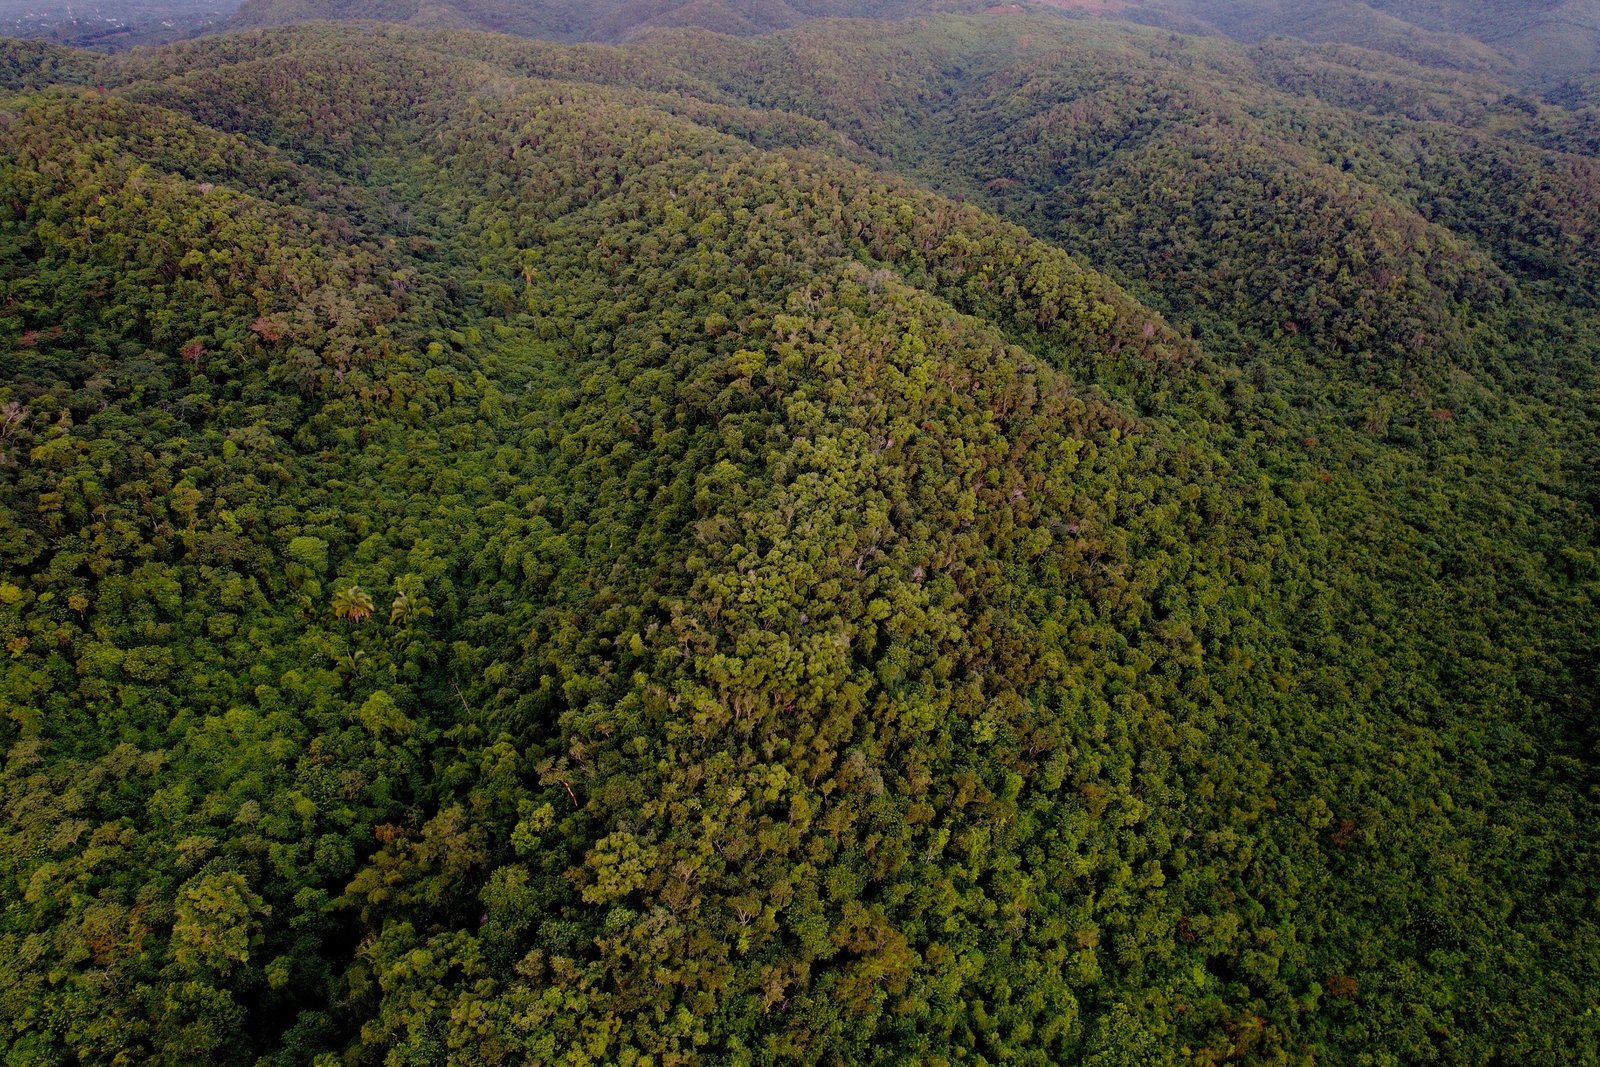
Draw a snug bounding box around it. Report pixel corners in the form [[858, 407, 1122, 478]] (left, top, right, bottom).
[[225, 0, 976, 43], [0, 0, 1591, 88], [1130, 0, 1600, 83], [219, 0, 1599, 85]]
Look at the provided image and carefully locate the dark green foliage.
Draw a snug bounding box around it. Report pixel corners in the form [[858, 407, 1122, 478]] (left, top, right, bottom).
[[0, 15, 1596, 1067], [0, 37, 97, 87]]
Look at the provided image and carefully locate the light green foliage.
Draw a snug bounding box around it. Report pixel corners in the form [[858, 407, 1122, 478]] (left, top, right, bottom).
[[286, 535, 329, 574], [173, 871, 267, 975]]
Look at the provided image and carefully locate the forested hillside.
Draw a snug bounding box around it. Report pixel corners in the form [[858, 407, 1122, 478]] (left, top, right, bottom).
[[1, 13, 1597, 1067]]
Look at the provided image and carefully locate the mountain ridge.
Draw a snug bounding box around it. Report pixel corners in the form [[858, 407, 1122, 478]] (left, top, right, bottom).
[[1, 14, 1596, 1066]]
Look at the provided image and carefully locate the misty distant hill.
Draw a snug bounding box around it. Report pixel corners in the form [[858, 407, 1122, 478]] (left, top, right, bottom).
[[217, 0, 1598, 86], [1127, 0, 1600, 84], [225, 0, 982, 42]]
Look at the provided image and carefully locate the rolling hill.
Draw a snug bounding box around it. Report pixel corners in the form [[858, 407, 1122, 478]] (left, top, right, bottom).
[[1, 11, 1596, 1067]]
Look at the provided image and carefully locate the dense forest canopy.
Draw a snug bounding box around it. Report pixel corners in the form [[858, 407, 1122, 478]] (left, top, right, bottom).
[[1, 7, 1597, 1067]]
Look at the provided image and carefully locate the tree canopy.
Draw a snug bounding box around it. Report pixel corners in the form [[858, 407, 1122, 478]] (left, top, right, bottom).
[[0, 14, 1596, 1066]]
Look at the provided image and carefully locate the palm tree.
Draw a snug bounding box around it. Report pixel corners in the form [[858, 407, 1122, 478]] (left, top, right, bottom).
[[390, 590, 415, 627], [389, 576, 434, 627], [331, 585, 375, 625]]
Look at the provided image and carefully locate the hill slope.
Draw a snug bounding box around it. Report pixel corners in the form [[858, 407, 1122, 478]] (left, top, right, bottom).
[[0, 18, 1596, 1067]]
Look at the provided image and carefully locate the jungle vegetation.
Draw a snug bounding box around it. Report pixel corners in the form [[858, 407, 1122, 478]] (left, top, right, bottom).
[[0, 10, 1597, 1067]]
